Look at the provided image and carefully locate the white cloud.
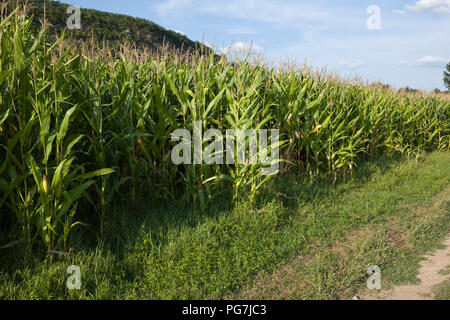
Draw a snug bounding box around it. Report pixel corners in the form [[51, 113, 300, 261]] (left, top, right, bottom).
[[155, 0, 193, 17], [414, 55, 449, 67], [392, 10, 407, 16], [221, 42, 264, 54], [405, 0, 450, 14], [202, 0, 331, 25], [153, 0, 368, 49], [174, 30, 185, 35], [155, 0, 332, 25], [338, 60, 367, 70], [225, 27, 258, 35], [202, 42, 214, 49]]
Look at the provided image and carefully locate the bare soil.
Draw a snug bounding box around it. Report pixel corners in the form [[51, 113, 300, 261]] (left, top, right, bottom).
[[362, 236, 450, 300]]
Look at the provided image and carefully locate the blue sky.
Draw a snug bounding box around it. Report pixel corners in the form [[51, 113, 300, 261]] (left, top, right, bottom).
[[67, 0, 450, 91]]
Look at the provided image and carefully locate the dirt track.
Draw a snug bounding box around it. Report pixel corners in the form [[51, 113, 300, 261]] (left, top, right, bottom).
[[362, 236, 450, 300]]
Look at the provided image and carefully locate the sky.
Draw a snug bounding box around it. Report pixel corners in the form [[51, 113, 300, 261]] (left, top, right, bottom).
[[67, 0, 450, 91]]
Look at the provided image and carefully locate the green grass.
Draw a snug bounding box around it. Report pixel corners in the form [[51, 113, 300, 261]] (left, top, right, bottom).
[[238, 152, 450, 299], [433, 264, 450, 300], [434, 280, 450, 300], [1, 151, 449, 299]]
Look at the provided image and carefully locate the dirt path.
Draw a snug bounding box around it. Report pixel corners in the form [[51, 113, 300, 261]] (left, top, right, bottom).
[[362, 236, 450, 300]]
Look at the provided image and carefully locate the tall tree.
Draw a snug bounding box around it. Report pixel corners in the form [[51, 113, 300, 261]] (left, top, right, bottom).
[[444, 62, 450, 91]]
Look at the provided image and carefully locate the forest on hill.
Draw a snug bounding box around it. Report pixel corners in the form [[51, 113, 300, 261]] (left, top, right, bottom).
[[8, 0, 210, 54]]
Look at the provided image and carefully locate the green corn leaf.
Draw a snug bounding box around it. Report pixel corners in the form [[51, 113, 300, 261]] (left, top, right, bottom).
[[75, 168, 115, 180], [57, 106, 78, 147]]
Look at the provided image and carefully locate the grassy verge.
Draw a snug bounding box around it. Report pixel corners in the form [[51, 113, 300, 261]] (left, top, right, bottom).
[[434, 280, 450, 300], [240, 152, 450, 300], [433, 266, 450, 300], [1, 151, 449, 299]]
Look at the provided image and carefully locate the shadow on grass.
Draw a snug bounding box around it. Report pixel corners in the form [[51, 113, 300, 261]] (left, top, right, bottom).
[[0, 153, 406, 289], [97, 153, 405, 258]]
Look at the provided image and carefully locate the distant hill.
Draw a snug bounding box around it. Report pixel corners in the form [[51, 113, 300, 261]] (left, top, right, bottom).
[[11, 0, 211, 54]]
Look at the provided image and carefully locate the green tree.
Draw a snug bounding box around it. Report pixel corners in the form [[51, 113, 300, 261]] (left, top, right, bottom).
[[444, 62, 450, 91]]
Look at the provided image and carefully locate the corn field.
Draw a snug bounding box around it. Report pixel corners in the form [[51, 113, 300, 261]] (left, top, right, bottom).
[[1, 12, 449, 251]]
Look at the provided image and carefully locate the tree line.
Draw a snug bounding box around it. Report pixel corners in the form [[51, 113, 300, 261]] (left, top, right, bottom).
[[8, 0, 212, 54]]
